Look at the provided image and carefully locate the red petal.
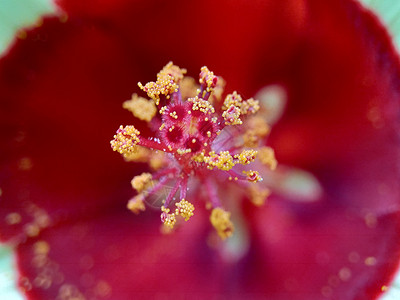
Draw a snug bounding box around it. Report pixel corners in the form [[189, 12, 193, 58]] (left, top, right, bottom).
[[16, 209, 223, 300], [0, 0, 399, 299], [0, 18, 148, 242], [245, 200, 400, 300]]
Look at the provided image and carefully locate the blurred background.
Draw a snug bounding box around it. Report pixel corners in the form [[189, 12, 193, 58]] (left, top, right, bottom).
[[0, 0, 400, 299]]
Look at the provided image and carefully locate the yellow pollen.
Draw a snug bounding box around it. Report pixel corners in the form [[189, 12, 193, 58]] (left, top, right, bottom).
[[243, 170, 262, 182], [123, 94, 157, 122], [204, 151, 236, 171], [179, 76, 198, 99], [223, 91, 243, 110], [235, 149, 258, 165], [189, 96, 215, 114], [123, 146, 150, 163], [199, 66, 217, 93], [127, 194, 146, 214], [177, 148, 192, 155], [240, 98, 260, 115], [258, 147, 277, 170], [138, 62, 186, 105], [131, 173, 153, 193], [209, 77, 226, 104], [222, 105, 242, 125], [159, 106, 168, 115], [210, 207, 234, 239], [242, 130, 259, 148], [175, 199, 195, 221], [161, 206, 177, 228], [248, 116, 270, 137], [169, 111, 178, 119], [149, 151, 167, 170], [192, 138, 196, 143], [110, 125, 140, 157], [248, 185, 270, 206]]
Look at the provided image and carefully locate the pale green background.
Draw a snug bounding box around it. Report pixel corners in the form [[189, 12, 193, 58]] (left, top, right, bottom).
[[0, 0, 399, 299]]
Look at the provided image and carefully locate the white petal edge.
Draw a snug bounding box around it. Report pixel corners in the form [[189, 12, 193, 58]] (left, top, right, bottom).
[[0, 0, 56, 57]]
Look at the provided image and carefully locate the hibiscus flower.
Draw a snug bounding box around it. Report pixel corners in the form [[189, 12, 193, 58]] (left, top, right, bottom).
[[1, 0, 400, 299]]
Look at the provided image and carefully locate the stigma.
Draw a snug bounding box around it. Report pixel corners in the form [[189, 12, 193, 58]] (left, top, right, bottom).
[[111, 62, 277, 239]]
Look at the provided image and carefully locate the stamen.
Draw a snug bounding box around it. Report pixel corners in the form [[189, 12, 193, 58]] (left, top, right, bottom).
[[235, 149, 258, 165], [161, 206, 177, 228], [111, 62, 277, 240], [110, 125, 140, 157], [123, 94, 157, 122], [175, 199, 195, 221], [243, 170, 263, 183], [258, 146, 277, 170], [248, 185, 271, 206], [210, 207, 234, 240], [222, 105, 242, 126], [138, 62, 186, 105], [127, 194, 146, 214], [131, 173, 153, 193], [199, 66, 218, 99]]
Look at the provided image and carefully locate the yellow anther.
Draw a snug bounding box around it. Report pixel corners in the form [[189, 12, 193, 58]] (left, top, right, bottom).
[[199, 66, 217, 93], [159, 106, 168, 115], [223, 91, 243, 110], [149, 151, 167, 170], [204, 151, 236, 171], [223, 92, 259, 116], [179, 76, 198, 99], [175, 199, 195, 221], [127, 194, 146, 214], [243, 170, 262, 183], [248, 185, 270, 206], [258, 147, 277, 170], [191, 151, 206, 162], [139, 62, 186, 105], [242, 130, 259, 148], [159, 61, 187, 83], [177, 148, 192, 155], [161, 206, 177, 228], [209, 76, 226, 105], [124, 146, 150, 163], [169, 111, 178, 119], [240, 98, 260, 115], [222, 105, 242, 125], [248, 116, 270, 137], [131, 173, 153, 193], [210, 208, 234, 239], [189, 96, 215, 114], [235, 149, 258, 165], [110, 125, 140, 157], [123, 94, 157, 122]]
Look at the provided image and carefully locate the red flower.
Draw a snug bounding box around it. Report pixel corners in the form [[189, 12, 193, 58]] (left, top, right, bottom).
[[1, 0, 400, 299]]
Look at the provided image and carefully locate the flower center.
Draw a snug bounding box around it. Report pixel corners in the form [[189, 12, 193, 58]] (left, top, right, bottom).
[[110, 62, 277, 239]]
